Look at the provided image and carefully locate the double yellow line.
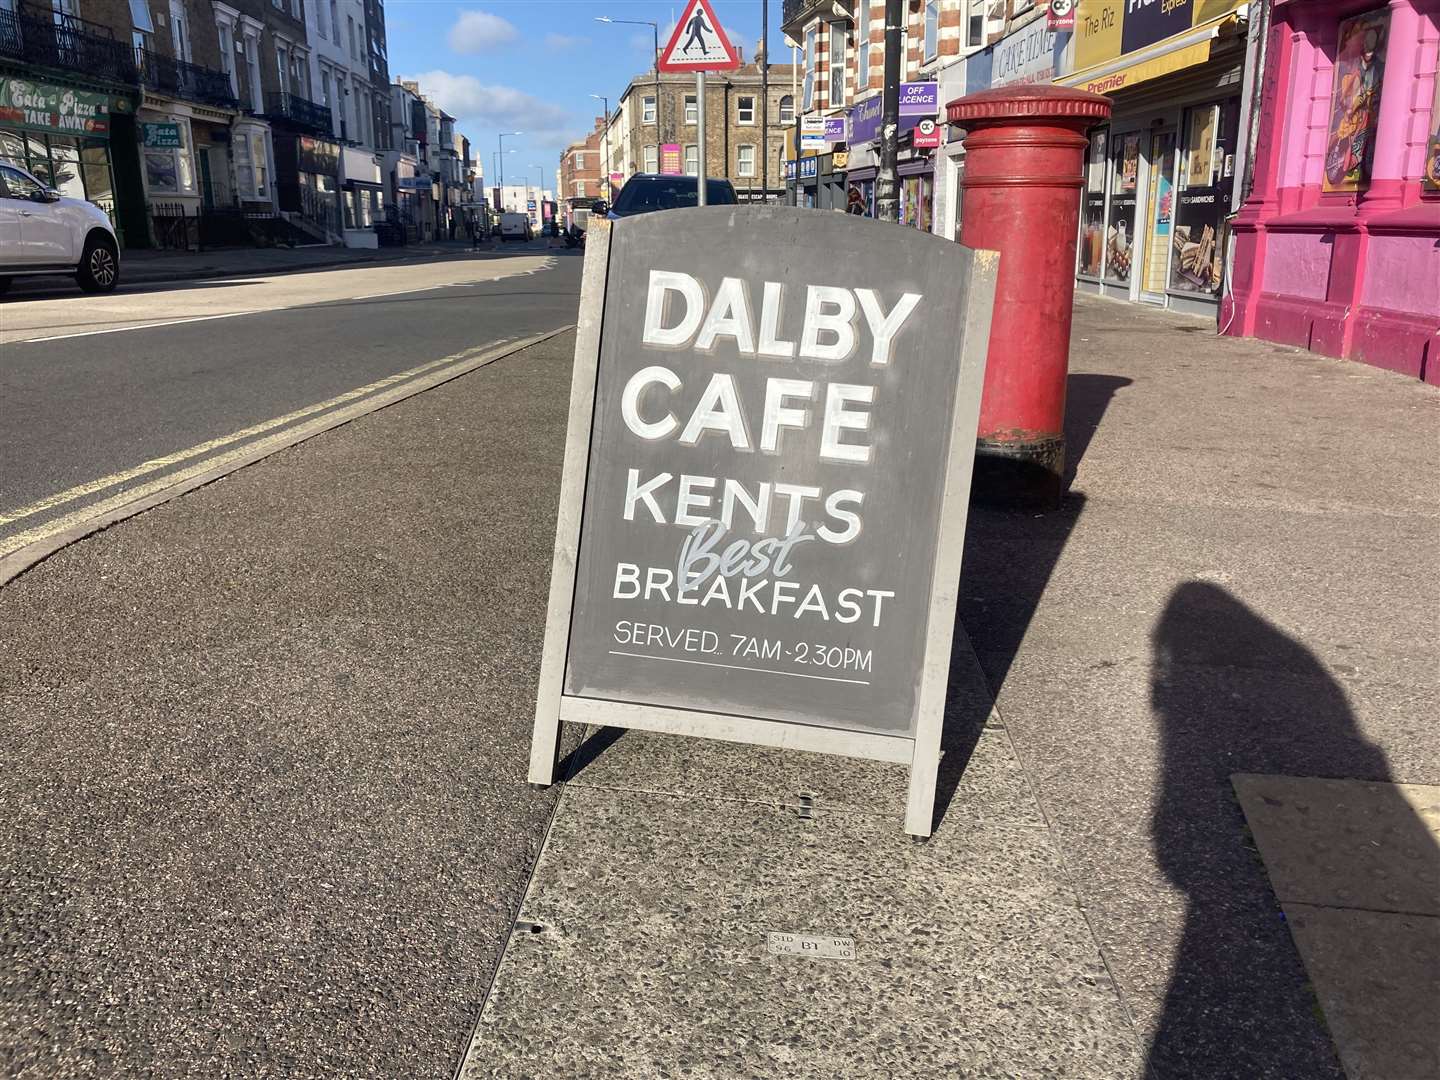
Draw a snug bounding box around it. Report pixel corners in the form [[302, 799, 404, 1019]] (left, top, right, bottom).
[[0, 332, 561, 573]]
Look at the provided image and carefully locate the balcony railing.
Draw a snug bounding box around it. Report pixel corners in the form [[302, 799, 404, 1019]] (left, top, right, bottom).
[[140, 50, 239, 110], [264, 91, 332, 134], [0, 10, 138, 85], [781, 0, 853, 33]]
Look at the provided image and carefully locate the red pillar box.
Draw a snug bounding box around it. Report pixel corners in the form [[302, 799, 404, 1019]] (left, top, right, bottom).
[[948, 86, 1112, 507]]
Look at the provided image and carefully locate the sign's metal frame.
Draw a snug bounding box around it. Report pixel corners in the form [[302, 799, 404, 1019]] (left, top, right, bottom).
[[528, 219, 998, 838]]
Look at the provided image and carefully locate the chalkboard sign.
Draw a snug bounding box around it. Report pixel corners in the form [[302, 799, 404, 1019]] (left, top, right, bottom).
[[530, 207, 996, 836]]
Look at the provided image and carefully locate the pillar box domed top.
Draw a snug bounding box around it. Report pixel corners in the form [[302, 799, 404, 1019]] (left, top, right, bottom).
[[947, 84, 1113, 128]]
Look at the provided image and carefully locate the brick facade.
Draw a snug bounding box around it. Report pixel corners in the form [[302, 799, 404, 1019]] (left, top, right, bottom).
[[614, 63, 799, 199]]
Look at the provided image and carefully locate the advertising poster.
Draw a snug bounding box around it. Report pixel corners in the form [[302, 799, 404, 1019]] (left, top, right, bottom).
[[1323, 9, 1389, 193], [660, 143, 683, 175], [1171, 100, 1239, 295], [1105, 132, 1140, 284]]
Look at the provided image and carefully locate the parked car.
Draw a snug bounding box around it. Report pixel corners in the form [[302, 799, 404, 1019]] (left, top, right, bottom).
[[0, 162, 120, 295], [607, 175, 738, 219], [498, 212, 532, 242]]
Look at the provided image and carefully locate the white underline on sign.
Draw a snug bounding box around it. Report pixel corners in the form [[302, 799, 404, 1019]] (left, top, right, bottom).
[[607, 650, 872, 686]]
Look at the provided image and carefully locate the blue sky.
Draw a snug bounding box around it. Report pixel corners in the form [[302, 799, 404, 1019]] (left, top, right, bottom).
[[386, 0, 788, 183]]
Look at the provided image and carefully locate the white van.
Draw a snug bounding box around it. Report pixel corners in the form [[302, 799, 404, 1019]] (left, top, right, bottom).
[[498, 213, 532, 242]]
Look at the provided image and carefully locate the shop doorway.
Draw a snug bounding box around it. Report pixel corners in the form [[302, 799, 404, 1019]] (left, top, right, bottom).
[[1139, 129, 1176, 303]]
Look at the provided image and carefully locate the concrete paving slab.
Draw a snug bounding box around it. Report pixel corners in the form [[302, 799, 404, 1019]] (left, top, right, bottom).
[[1232, 775, 1440, 915], [960, 501, 1440, 693], [563, 631, 1039, 826], [1280, 903, 1440, 1080], [459, 786, 1142, 1080], [1064, 297, 1440, 518], [565, 726, 1044, 826]]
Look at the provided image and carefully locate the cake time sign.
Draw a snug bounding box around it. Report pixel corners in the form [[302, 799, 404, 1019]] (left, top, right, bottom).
[[530, 207, 995, 836]]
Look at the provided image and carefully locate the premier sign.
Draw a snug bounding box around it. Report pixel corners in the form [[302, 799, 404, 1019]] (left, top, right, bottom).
[[529, 207, 996, 836]]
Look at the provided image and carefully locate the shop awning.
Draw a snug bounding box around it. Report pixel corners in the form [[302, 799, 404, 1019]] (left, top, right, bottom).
[[1060, 15, 1238, 97]]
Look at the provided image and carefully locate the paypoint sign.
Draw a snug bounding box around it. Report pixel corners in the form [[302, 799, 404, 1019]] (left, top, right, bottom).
[[529, 206, 996, 836]]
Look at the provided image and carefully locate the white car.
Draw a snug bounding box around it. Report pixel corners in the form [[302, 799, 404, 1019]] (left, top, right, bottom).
[[0, 161, 120, 295]]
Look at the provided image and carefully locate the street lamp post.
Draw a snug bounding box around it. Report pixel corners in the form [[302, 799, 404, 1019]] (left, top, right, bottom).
[[595, 16, 663, 145], [590, 93, 610, 201], [497, 130, 521, 193]]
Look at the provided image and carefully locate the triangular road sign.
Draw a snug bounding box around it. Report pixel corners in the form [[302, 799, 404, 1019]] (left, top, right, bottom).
[[658, 0, 741, 72]]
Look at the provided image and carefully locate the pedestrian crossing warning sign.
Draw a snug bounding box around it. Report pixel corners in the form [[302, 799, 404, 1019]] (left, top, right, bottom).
[[658, 0, 741, 72]]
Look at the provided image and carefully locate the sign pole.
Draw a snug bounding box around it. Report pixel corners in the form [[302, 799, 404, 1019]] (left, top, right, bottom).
[[696, 70, 708, 206], [876, 0, 903, 223]]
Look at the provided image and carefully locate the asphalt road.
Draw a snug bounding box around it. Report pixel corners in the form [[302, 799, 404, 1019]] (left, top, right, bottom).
[[0, 323, 587, 1078], [0, 243, 582, 557]]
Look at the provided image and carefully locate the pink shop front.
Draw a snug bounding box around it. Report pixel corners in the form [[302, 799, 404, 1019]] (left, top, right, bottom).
[[1224, 0, 1440, 382]]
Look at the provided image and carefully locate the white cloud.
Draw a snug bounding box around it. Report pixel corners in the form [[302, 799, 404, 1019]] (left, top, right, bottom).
[[402, 70, 580, 152], [447, 10, 518, 54], [543, 32, 587, 50]]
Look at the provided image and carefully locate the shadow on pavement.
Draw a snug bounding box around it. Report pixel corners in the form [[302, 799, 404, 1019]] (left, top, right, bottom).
[[937, 373, 1131, 830], [1145, 582, 1421, 1077]]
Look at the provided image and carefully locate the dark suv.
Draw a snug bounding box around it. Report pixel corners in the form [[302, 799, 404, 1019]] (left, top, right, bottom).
[[607, 174, 739, 218]]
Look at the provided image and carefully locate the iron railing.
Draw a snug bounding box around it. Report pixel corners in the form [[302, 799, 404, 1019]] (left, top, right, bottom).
[[0, 10, 138, 84], [781, 0, 853, 32], [263, 91, 331, 134], [140, 50, 239, 110]]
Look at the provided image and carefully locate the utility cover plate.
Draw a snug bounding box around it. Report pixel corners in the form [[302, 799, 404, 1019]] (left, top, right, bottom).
[[767, 932, 856, 960]]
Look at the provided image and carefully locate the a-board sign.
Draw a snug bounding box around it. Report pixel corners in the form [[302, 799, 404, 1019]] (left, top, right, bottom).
[[529, 207, 997, 837]]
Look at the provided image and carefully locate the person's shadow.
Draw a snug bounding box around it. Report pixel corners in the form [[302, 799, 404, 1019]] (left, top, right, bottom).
[[1147, 582, 1431, 1077]]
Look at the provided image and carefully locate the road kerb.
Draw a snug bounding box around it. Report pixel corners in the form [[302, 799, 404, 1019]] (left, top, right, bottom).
[[0, 324, 574, 588]]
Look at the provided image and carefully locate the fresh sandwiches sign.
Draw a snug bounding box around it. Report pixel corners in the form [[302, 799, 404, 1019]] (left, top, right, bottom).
[[0, 78, 111, 138], [529, 206, 998, 836]]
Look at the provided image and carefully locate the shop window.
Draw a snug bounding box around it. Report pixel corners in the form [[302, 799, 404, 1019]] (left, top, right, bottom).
[[737, 144, 755, 177], [828, 22, 846, 106], [642, 96, 656, 124], [737, 96, 754, 124], [684, 95, 697, 125], [778, 94, 794, 125], [1322, 8, 1389, 193], [80, 143, 114, 215], [0, 130, 24, 169], [48, 135, 84, 200], [25, 132, 52, 186], [143, 116, 196, 195], [1169, 100, 1240, 296], [923, 0, 938, 62], [1425, 55, 1440, 192], [1104, 131, 1140, 286], [1077, 125, 1109, 278]]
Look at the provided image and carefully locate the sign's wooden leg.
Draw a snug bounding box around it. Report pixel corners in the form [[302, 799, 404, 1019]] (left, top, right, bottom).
[[904, 751, 939, 838], [527, 708, 562, 786]]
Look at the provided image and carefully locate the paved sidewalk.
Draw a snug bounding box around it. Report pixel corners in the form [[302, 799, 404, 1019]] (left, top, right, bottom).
[[459, 297, 1439, 1079], [2, 296, 1435, 1078], [3, 237, 566, 297]]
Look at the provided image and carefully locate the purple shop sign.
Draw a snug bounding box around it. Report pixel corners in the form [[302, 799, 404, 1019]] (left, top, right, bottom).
[[823, 117, 847, 141], [898, 81, 939, 116], [847, 84, 932, 146]]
